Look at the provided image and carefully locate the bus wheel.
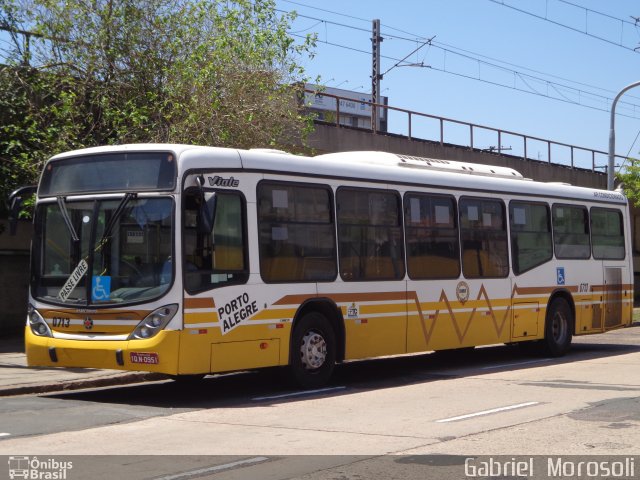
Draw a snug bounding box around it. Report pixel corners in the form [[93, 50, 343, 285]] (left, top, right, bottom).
[[290, 312, 336, 389], [542, 297, 573, 357]]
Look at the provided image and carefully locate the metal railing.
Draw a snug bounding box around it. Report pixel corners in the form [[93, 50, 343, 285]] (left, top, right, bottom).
[[305, 89, 627, 173]]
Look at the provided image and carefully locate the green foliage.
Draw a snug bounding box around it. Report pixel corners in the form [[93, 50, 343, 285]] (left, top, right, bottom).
[[616, 159, 640, 207], [0, 66, 85, 216], [0, 0, 316, 216]]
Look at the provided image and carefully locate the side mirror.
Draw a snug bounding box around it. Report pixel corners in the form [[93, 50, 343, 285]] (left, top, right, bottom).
[[7, 185, 37, 235], [195, 176, 216, 234]]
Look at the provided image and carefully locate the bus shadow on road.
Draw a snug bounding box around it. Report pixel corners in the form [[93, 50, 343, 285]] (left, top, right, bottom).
[[332, 340, 640, 389], [44, 336, 640, 409]]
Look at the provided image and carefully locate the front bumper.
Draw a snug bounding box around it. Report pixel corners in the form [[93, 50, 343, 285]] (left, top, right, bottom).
[[25, 327, 180, 375]]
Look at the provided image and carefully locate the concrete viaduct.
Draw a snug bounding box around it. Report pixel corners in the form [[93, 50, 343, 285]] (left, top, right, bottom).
[[307, 122, 607, 189]]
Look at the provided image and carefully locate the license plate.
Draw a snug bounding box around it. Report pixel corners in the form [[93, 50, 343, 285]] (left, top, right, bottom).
[[129, 352, 159, 365]]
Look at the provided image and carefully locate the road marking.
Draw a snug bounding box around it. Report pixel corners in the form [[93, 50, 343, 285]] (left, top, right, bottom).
[[436, 401, 540, 423], [156, 456, 269, 480], [252, 386, 346, 401], [480, 359, 551, 370]]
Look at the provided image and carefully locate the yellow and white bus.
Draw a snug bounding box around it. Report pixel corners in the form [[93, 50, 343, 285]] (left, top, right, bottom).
[[24, 145, 633, 387]]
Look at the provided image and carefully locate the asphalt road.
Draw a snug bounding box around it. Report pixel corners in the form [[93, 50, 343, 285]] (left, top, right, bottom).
[[1, 325, 639, 479]]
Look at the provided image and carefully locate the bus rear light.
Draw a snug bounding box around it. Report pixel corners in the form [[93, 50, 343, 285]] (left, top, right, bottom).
[[27, 304, 52, 338], [128, 304, 178, 340]]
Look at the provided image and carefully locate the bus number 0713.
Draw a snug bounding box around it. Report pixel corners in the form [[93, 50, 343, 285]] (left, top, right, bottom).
[[52, 317, 70, 328]]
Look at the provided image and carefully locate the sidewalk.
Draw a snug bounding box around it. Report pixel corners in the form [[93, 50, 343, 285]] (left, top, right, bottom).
[[0, 334, 165, 396]]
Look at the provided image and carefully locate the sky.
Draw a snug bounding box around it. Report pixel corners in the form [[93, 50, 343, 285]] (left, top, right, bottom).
[[1, 1, 638, 174], [278, 0, 640, 173]]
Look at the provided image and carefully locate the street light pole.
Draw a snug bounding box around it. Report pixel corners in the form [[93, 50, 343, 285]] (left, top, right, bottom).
[[608, 80, 640, 190]]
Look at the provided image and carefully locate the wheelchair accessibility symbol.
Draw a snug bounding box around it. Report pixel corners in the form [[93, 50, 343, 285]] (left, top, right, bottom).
[[92, 276, 111, 301], [556, 267, 565, 285]]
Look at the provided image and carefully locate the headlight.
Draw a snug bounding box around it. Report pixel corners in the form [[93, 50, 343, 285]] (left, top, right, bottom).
[[27, 304, 52, 337], [128, 304, 178, 340]]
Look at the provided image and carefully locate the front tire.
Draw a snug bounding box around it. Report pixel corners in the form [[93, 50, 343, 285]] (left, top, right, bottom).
[[289, 312, 336, 389], [542, 297, 573, 357]]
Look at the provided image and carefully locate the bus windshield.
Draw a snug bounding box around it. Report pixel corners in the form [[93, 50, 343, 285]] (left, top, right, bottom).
[[39, 152, 176, 196], [32, 196, 174, 306]]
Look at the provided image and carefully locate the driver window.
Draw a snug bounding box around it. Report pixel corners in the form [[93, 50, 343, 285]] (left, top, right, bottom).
[[183, 190, 248, 292]]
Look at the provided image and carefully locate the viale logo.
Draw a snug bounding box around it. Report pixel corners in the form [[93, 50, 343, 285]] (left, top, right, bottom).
[[208, 176, 239, 187]]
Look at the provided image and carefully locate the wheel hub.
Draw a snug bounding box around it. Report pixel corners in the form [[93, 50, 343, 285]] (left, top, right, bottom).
[[300, 330, 327, 370], [552, 312, 567, 342]]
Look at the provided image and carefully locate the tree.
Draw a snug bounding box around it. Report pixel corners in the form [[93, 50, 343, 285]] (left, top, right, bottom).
[[615, 159, 640, 207], [0, 65, 85, 216], [0, 0, 317, 213]]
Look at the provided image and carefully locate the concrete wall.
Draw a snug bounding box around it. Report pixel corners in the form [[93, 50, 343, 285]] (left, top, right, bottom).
[[307, 123, 607, 189]]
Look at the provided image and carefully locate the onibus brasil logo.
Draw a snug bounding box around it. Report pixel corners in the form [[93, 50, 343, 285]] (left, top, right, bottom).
[[8, 456, 73, 479]]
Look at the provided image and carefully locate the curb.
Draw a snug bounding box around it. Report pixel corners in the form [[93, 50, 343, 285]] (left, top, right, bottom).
[[0, 372, 168, 397]]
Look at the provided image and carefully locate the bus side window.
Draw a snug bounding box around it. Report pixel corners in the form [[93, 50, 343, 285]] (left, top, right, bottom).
[[459, 197, 508, 278], [404, 193, 460, 279], [552, 204, 590, 259], [509, 201, 552, 275], [591, 207, 625, 260], [257, 181, 337, 283], [337, 187, 405, 281]]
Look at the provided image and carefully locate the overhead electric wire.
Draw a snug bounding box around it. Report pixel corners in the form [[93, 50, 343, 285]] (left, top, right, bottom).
[[284, 5, 640, 118], [284, 0, 640, 157], [556, 0, 638, 28], [619, 129, 640, 171], [289, 20, 323, 35], [283, 2, 640, 102], [276, 9, 371, 35], [424, 62, 640, 121], [380, 36, 434, 78], [488, 0, 640, 54], [430, 42, 640, 115], [291, 31, 640, 122], [279, 0, 371, 24], [280, 0, 439, 41], [429, 39, 640, 102], [283, 7, 640, 111]]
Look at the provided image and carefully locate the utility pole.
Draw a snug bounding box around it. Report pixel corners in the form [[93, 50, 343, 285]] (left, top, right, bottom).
[[371, 19, 382, 133], [608, 80, 640, 190]]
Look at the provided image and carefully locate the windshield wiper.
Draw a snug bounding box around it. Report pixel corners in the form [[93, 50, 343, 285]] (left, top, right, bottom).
[[57, 196, 80, 243], [98, 192, 137, 247]]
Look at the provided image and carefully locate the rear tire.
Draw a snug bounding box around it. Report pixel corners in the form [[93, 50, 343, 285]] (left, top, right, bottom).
[[542, 297, 573, 357], [289, 312, 336, 389]]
